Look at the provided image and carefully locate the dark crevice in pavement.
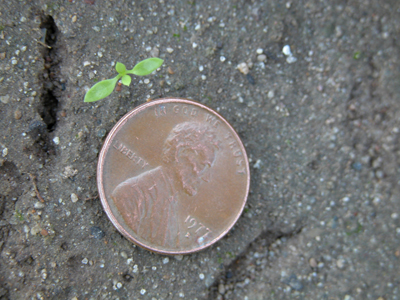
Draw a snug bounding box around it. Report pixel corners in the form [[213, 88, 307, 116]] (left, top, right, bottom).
[[39, 14, 60, 132], [208, 225, 304, 299]]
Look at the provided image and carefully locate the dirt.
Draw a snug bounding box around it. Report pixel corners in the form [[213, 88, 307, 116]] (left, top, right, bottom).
[[0, 0, 399, 299]]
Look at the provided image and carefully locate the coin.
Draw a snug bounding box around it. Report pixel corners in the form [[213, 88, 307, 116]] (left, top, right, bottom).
[[97, 98, 250, 255]]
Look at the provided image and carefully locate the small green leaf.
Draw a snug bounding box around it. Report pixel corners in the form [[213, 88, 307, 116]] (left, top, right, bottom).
[[116, 62, 126, 74], [84, 76, 120, 102], [128, 58, 164, 76], [121, 75, 132, 86]]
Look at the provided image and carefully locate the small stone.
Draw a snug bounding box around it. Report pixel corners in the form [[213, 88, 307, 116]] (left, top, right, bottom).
[[72, 15, 77, 23], [97, 128, 106, 138], [0, 53, 5, 59], [40, 229, 49, 236], [14, 109, 22, 120], [34, 202, 46, 209], [352, 162, 362, 171], [199, 273, 205, 280], [336, 258, 345, 269], [257, 54, 267, 62], [268, 90, 275, 98], [150, 47, 159, 57], [144, 79, 150, 84], [309, 258, 317, 268], [11, 59, 18, 65], [286, 56, 297, 64], [140, 289, 146, 295], [192, 42, 198, 48], [218, 283, 225, 295], [116, 282, 122, 289], [168, 67, 174, 74], [256, 48, 263, 54], [31, 225, 41, 236], [90, 226, 105, 239], [71, 297, 78, 300], [253, 159, 262, 169], [201, 75, 206, 81], [391, 213, 399, 219], [174, 255, 183, 261], [53, 137, 60, 145], [2, 148, 8, 157], [166, 47, 174, 53], [82, 257, 88, 264], [120, 251, 128, 259], [41, 269, 47, 280], [282, 45, 293, 56], [0, 95, 10, 104], [220, 56, 226, 62], [237, 62, 249, 75], [83, 61, 91, 67], [246, 74, 255, 85], [162, 257, 169, 264], [71, 193, 78, 203], [286, 275, 303, 291], [199, 65, 204, 72]]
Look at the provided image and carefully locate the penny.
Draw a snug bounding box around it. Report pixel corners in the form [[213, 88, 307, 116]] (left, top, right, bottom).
[[97, 98, 250, 255]]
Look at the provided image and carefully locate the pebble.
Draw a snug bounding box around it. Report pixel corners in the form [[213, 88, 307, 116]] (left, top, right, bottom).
[[81, 257, 88, 264], [150, 47, 159, 57], [2, 148, 8, 157], [309, 258, 317, 268], [166, 47, 174, 53], [0, 53, 5, 60], [14, 109, 22, 120], [336, 258, 345, 269], [220, 56, 226, 62], [282, 45, 293, 56], [192, 42, 198, 49], [285, 274, 303, 291], [34, 202, 46, 209], [218, 283, 225, 295], [257, 54, 267, 62], [268, 90, 275, 98], [70, 193, 78, 203], [174, 255, 183, 261], [199, 273, 205, 280], [246, 74, 255, 85], [140, 289, 146, 295], [352, 162, 362, 171], [253, 159, 262, 169], [53, 137, 60, 145], [31, 225, 41, 236], [162, 257, 169, 264], [96, 128, 106, 138], [256, 48, 263, 54], [286, 56, 297, 64], [237, 62, 249, 75], [72, 15, 77, 23], [0, 95, 10, 104], [90, 226, 105, 239]]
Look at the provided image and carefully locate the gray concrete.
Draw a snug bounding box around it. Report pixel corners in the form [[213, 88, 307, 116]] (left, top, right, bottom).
[[0, 0, 399, 299]]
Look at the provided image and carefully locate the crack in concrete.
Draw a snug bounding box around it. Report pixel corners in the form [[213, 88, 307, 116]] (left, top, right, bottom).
[[207, 224, 304, 299]]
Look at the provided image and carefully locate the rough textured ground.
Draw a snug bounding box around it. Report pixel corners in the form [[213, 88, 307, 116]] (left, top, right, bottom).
[[1, 0, 399, 299]]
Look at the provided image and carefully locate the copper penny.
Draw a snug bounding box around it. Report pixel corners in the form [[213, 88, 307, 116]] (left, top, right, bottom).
[[97, 98, 250, 255]]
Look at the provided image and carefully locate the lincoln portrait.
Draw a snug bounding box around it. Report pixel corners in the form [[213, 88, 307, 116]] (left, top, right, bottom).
[[111, 122, 220, 249]]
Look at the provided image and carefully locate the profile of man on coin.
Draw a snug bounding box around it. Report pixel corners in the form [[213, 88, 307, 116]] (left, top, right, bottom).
[[111, 122, 220, 249]]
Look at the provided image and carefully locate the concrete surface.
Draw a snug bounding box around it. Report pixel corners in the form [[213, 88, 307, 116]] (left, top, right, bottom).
[[0, 0, 399, 299]]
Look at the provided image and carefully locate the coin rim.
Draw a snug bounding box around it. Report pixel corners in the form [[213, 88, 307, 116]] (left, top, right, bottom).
[[97, 98, 250, 255]]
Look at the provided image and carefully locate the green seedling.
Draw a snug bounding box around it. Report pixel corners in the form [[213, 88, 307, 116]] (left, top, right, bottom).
[[84, 57, 163, 102]]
